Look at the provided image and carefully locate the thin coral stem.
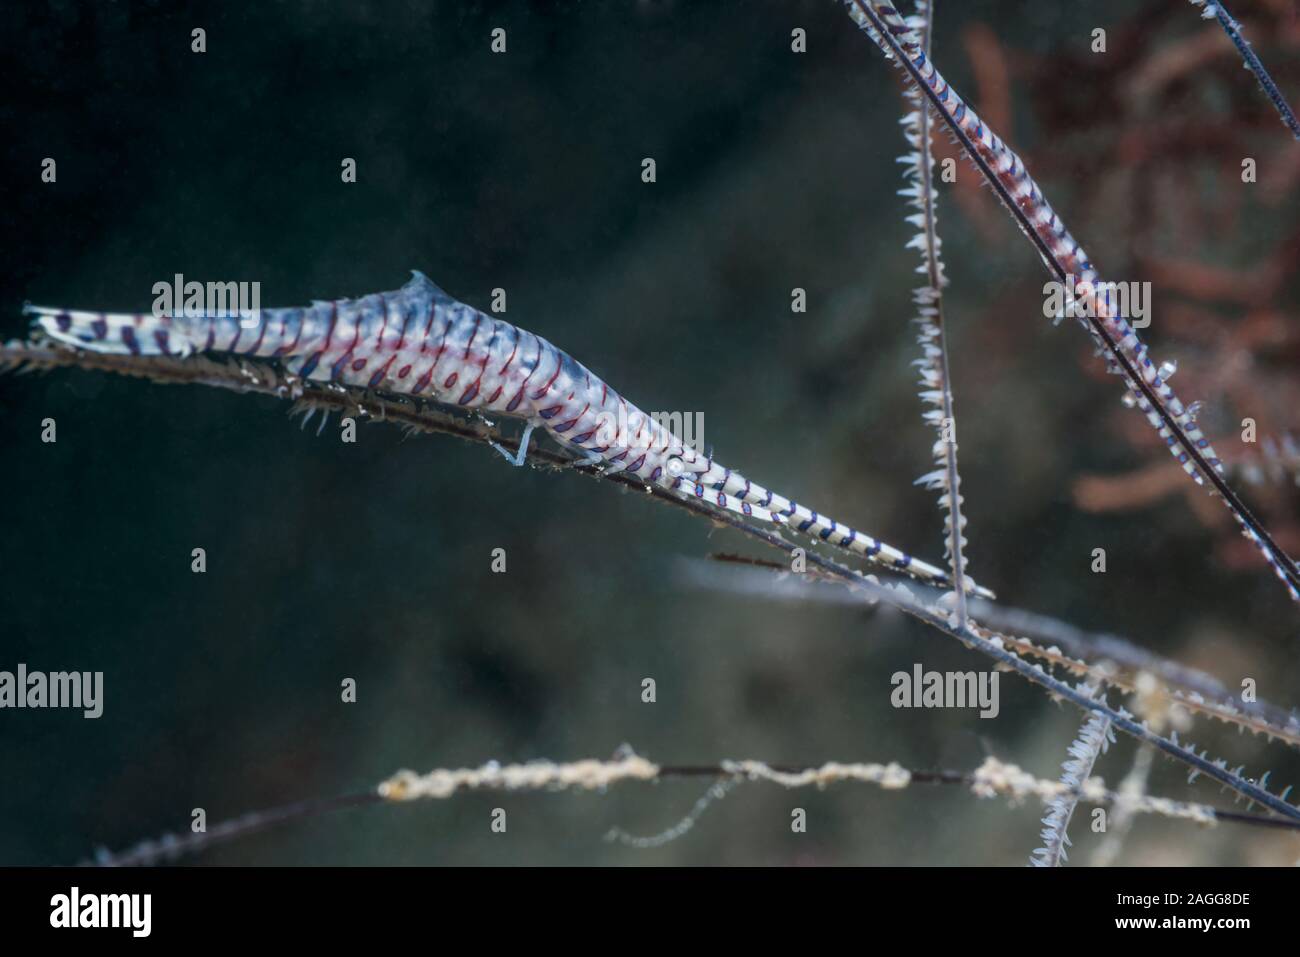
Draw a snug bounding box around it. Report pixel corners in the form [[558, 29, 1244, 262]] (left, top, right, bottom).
[[1190, 0, 1300, 139], [901, 0, 972, 626], [1032, 687, 1115, 867]]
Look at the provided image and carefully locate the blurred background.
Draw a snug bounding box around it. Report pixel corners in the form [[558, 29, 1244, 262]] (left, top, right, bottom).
[[1, 0, 1298, 865]]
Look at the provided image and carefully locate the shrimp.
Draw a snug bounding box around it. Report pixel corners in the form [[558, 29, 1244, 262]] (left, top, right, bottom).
[[26, 270, 993, 598]]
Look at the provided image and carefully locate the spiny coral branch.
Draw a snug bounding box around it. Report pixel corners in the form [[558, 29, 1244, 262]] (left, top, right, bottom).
[[1031, 687, 1115, 867], [968, 599, 1296, 735], [714, 546, 1300, 820], [1189, 0, 1300, 139], [843, 0, 1300, 603], [976, 625, 1300, 751], [898, 0, 972, 626], [692, 554, 1300, 750]]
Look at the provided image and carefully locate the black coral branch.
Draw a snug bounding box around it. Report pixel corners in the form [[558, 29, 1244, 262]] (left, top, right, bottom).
[[897, 0, 972, 627]]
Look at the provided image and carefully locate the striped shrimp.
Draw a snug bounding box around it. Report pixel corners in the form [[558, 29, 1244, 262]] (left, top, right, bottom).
[[25, 271, 993, 599]]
